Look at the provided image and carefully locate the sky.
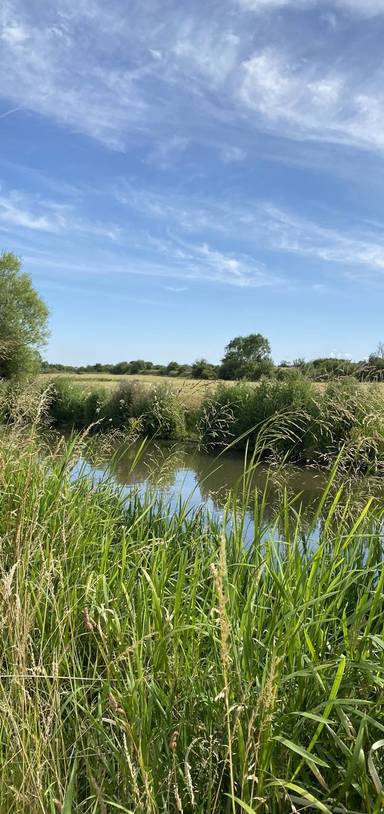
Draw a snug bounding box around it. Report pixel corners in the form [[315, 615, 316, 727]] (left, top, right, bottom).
[[1, 0, 384, 365]]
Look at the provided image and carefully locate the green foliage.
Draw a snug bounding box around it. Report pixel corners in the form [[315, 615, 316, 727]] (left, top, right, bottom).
[[104, 381, 141, 427], [7, 375, 384, 472], [48, 378, 107, 428], [199, 375, 317, 458], [54, 380, 186, 439], [220, 333, 272, 380], [0, 251, 49, 379], [134, 385, 186, 438], [311, 378, 384, 471], [191, 357, 218, 379], [199, 377, 384, 471], [1, 430, 384, 812]]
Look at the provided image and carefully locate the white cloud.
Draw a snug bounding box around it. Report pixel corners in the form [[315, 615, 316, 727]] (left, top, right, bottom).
[[5, 175, 384, 290], [172, 26, 240, 84], [0, 187, 120, 239], [23, 243, 278, 288], [147, 136, 190, 169], [1, 20, 28, 44], [220, 145, 247, 163], [0, 190, 67, 232], [237, 0, 384, 15], [238, 48, 384, 152], [0, 106, 22, 119], [237, 0, 311, 9], [113, 181, 384, 279], [1, 0, 384, 159]]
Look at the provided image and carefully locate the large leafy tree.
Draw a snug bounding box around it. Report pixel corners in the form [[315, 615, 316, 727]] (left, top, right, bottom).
[[220, 333, 272, 380], [0, 251, 49, 379]]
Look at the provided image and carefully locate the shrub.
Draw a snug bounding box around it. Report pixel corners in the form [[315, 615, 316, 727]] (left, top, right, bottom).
[[135, 385, 186, 438], [104, 381, 142, 428], [311, 379, 384, 472], [199, 376, 317, 459], [46, 378, 87, 428], [83, 387, 108, 427]]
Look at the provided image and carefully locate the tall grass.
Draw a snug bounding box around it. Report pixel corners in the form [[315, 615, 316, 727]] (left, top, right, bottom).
[[0, 426, 384, 813], [198, 376, 384, 472], [12, 376, 384, 472]]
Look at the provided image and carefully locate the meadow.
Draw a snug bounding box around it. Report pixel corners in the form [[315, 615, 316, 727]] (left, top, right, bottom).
[[0, 423, 384, 813], [39, 372, 225, 409]]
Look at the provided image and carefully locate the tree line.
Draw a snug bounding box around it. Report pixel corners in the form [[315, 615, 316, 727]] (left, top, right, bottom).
[[1, 250, 384, 383], [42, 339, 384, 382]]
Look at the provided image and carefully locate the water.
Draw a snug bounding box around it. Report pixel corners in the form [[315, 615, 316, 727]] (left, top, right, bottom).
[[71, 438, 330, 544]]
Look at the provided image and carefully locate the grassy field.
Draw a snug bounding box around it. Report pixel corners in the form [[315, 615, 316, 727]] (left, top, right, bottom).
[[40, 372, 222, 408], [1, 427, 384, 813], [40, 372, 384, 407]]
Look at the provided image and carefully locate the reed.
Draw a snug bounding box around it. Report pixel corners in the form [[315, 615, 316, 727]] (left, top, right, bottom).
[[0, 428, 383, 813]]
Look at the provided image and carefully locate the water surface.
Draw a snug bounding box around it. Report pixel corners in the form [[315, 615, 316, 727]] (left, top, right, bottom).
[[72, 438, 330, 544]]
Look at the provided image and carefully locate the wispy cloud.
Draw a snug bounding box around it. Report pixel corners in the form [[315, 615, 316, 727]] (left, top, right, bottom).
[[237, 0, 384, 16], [2, 0, 384, 159], [0, 105, 22, 119], [147, 136, 190, 169], [0, 187, 120, 239], [113, 181, 384, 279], [0, 190, 67, 232], [238, 48, 384, 153]]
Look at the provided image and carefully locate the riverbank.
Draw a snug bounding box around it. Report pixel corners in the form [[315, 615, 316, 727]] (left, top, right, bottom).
[[6, 374, 384, 474], [0, 428, 383, 812]]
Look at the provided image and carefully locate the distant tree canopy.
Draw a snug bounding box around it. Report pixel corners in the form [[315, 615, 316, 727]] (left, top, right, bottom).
[[220, 333, 272, 380], [191, 358, 218, 380], [0, 252, 49, 379], [40, 326, 384, 385]]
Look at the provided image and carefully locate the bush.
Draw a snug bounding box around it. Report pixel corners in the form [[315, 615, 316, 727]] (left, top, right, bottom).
[[47, 378, 87, 428], [134, 385, 186, 439], [104, 381, 142, 428], [191, 358, 218, 380], [47, 379, 106, 429], [197, 377, 384, 472], [93, 381, 186, 440], [199, 376, 317, 458], [311, 379, 384, 472]]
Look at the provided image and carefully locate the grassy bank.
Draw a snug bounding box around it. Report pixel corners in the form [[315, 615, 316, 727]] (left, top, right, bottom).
[[23, 375, 384, 473], [0, 429, 384, 812], [39, 372, 220, 409]]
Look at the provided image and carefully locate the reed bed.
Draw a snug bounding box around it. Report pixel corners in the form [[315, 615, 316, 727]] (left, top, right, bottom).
[[15, 375, 384, 474], [0, 428, 384, 813]]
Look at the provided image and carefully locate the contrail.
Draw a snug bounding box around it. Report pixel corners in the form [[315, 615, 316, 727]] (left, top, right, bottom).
[[0, 106, 22, 120]]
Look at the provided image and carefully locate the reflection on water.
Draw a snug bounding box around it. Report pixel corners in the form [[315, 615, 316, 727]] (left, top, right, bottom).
[[72, 438, 330, 544]]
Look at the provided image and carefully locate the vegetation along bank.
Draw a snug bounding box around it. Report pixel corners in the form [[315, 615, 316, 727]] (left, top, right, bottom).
[[1, 426, 384, 812], [4, 373, 382, 473]]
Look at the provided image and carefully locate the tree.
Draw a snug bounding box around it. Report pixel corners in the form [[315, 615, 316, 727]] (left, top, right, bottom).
[[165, 361, 182, 376], [0, 252, 49, 379], [128, 359, 146, 374], [191, 358, 218, 380], [220, 333, 272, 380]]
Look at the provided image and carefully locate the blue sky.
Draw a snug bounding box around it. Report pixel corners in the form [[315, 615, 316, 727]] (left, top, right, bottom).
[[1, 0, 384, 364]]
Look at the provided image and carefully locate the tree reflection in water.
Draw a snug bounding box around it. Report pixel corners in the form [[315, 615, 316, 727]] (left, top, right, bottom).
[[73, 438, 334, 545]]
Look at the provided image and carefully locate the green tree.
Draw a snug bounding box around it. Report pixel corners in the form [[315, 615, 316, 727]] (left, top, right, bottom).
[[220, 333, 272, 380], [191, 358, 218, 380], [128, 359, 146, 374], [0, 251, 49, 379]]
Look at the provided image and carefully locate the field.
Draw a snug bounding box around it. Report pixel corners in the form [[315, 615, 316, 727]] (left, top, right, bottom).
[[40, 372, 223, 408], [40, 371, 384, 409]]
